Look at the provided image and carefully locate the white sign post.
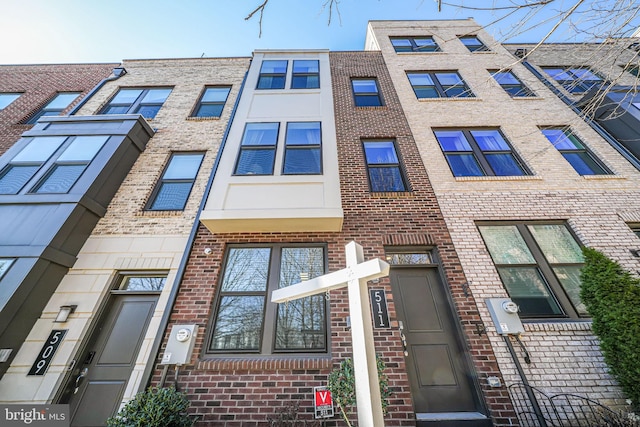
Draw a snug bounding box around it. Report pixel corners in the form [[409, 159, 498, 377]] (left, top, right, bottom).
[[271, 241, 390, 427]]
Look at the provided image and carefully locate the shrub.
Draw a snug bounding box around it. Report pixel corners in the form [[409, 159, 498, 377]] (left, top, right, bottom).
[[580, 247, 640, 412], [106, 386, 196, 427], [327, 355, 391, 427]]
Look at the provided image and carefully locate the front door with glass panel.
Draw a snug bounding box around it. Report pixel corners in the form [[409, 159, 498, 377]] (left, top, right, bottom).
[[61, 274, 165, 426]]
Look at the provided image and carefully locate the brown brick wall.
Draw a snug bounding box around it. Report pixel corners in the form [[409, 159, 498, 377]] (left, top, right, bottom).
[[0, 63, 118, 154], [150, 51, 515, 426]]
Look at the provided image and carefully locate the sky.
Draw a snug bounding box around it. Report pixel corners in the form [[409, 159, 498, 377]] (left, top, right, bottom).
[[1, 0, 638, 65]]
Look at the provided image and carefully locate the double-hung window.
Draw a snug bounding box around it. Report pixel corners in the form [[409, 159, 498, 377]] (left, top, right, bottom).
[[479, 223, 586, 318], [363, 141, 407, 192], [283, 122, 321, 174], [257, 60, 288, 89], [407, 72, 474, 98], [208, 244, 327, 354], [351, 79, 383, 107], [390, 37, 440, 52], [0, 93, 21, 110], [32, 136, 108, 193], [234, 123, 279, 175], [0, 135, 107, 194], [147, 152, 204, 211], [434, 129, 528, 177], [26, 92, 81, 124], [459, 36, 489, 52], [291, 60, 320, 89], [541, 128, 610, 175], [491, 70, 535, 97], [192, 86, 231, 118], [542, 67, 603, 93], [626, 64, 639, 77], [100, 88, 172, 119]]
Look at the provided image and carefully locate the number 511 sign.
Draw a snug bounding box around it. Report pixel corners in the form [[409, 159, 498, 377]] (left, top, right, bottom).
[[370, 289, 391, 329], [28, 330, 67, 376]]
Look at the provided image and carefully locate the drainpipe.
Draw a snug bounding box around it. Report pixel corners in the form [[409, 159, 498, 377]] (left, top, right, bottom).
[[67, 66, 127, 115], [138, 68, 250, 393], [521, 61, 640, 171]]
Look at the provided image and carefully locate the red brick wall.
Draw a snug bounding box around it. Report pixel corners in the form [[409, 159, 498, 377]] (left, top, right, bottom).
[[151, 51, 515, 426], [0, 63, 118, 154]]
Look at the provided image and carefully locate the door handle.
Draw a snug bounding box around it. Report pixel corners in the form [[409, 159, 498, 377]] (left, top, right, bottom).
[[73, 367, 89, 394], [399, 322, 408, 357]]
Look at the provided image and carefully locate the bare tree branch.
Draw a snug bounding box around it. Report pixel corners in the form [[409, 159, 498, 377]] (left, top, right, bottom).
[[245, 0, 269, 37]]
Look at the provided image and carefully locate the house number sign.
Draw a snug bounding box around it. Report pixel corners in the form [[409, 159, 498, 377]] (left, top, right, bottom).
[[370, 289, 390, 329], [28, 329, 67, 376]]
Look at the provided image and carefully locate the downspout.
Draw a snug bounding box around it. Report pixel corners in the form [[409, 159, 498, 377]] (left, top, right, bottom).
[[521, 61, 640, 171], [138, 68, 250, 392], [67, 66, 127, 115]]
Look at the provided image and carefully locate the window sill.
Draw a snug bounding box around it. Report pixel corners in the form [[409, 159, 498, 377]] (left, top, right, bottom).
[[186, 116, 221, 122], [197, 355, 332, 372], [454, 175, 542, 182], [136, 210, 185, 217], [522, 320, 592, 333], [582, 174, 625, 180], [370, 191, 414, 198], [355, 106, 388, 110], [417, 97, 481, 102]]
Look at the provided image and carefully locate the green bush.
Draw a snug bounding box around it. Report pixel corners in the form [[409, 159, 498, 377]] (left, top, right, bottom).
[[327, 355, 391, 427], [580, 247, 640, 412], [106, 386, 196, 427]]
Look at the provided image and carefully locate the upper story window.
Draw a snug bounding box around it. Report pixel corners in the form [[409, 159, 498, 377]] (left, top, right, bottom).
[[390, 37, 440, 53], [541, 67, 603, 94], [625, 64, 639, 77], [540, 127, 610, 175], [478, 223, 586, 319], [100, 88, 172, 119], [208, 244, 327, 355], [192, 86, 231, 118], [283, 122, 322, 174], [491, 70, 535, 97], [407, 72, 474, 99], [459, 36, 489, 52], [234, 123, 280, 175], [291, 60, 320, 89], [257, 60, 288, 89], [351, 79, 383, 107], [0, 93, 21, 110], [0, 135, 107, 194], [434, 129, 529, 177], [26, 92, 81, 124], [147, 152, 204, 210], [363, 140, 408, 192]]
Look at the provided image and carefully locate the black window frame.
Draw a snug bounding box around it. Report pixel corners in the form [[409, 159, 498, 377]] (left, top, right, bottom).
[[490, 70, 535, 97], [541, 67, 604, 94], [407, 71, 475, 99], [362, 140, 409, 192], [257, 60, 288, 90], [233, 122, 280, 176], [282, 121, 322, 175], [26, 92, 81, 125], [459, 35, 489, 52], [191, 86, 231, 118], [206, 243, 329, 356], [146, 152, 204, 211], [540, 127, 611, 176], [433, 128, 530, 177], [390, 36, 440, 53], [99, 87, 172, 119], [291, 60, 320, 89], [351, 78, 383, 107], [478, 222, 586, 319]]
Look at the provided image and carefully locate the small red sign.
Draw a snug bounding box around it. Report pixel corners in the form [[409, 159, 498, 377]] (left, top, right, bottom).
[[314, 387, 334, 419]]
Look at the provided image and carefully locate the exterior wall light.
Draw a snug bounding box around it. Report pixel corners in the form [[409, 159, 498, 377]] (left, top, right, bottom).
[[54, 305, 77, 323]]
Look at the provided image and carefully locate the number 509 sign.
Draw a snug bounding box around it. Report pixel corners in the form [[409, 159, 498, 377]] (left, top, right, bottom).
[[28, 330, 67, 376]]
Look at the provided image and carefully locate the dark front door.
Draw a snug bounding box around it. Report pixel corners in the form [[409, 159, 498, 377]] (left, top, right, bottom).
[[65, 294, 157, 426], [390, 267, 489, 424]]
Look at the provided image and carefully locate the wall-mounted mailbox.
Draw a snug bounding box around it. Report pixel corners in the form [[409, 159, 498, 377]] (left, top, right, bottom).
[[486, 298, 524, 335], [161, 324, 198, 365]]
